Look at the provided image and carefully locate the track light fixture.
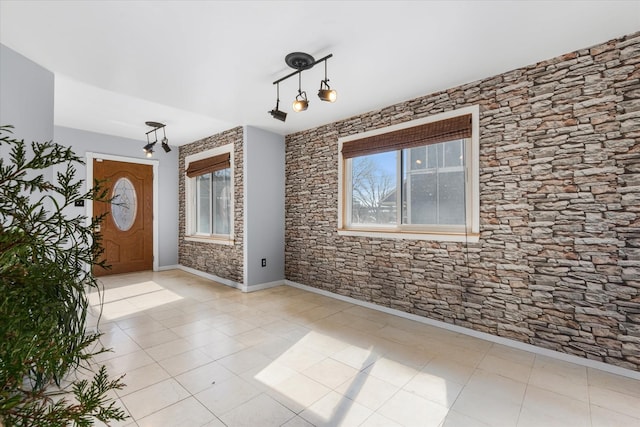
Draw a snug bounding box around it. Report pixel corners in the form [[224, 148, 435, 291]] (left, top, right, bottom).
[[292, 73, 308, 112], [269, 52, 336, 121], [318, 60, 337, 103], [268, 82, 287, 122], [144, 121, 170, 157]]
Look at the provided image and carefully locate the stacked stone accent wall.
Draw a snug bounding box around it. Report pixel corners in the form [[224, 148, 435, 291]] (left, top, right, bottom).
[[285, 32, 640, 370], [179, 126, 244, 284]]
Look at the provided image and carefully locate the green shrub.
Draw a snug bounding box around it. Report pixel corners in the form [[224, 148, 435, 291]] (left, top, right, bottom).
[[0, 126, 127, 426]]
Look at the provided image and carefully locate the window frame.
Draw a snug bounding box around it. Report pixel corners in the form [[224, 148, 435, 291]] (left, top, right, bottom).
[[338, 105, 480, 242], [184, 144, 235, 245]]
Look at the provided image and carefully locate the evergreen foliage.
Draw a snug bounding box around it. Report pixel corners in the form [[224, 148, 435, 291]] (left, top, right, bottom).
[[0, 126, 127, 426]]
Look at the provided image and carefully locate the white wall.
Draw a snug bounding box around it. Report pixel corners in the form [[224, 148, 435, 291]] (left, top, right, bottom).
[[243, 126, 285, 288], [0, 43, 54, 160], [54, 126, 179, 268]]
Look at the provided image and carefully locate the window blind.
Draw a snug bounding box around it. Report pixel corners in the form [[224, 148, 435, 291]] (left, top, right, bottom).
[[185, 152, 231, 178], [341, 114, 472, 159]]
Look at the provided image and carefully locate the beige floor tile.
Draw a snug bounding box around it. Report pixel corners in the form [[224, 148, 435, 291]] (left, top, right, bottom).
[[281, 415, 316, 427], [120, 378, 190, 420], [517, 385, 590, 427], [234, 328, 279, 346], [451, 385, 523, 426], [214, 318, 258, 336], [158, 348, 213, 376], [332, 344, 379, 371], [116, 314, 164, 332], [220, 393, 296, 427], [126, 328, 181, 349], [529, 356, 589, 402], [441, 410, 492, 427], [145, 338, 198, 361], [421, 356, 476, 385], [588, 368, 640, 398], [302, 357, 359, 389], [116, 362, 170, 397], [251, 335, 298, 359], [589, 384, 640, 419], [175, 361, 235, 395], [196, 336, 248, 360], [590, 404, 640, 427], [376, 341, 435, 369], [102, 350, 155, 376], [359, 412, 403, 427], [300, 390, 373, 427], [464, 369, 527, 403], [478, 353, 533, 383], [147, 307, 187, 321], [194, 375, 261, 415], [486, 343, 536, 365], [217, 347, 273, 375], [136, 397, 216, 427], [335, 372, 399, 411], [274, 343, 328, 372], [377, 389, 449, 427], [182, 328, 231, 347], [296, 330, 351, 357], [243, 360, 298, 391], [402, 370, 464, 408], [170, 320, 216, 337], [364, 356, 420, 387], [268, 373, 332, 413]]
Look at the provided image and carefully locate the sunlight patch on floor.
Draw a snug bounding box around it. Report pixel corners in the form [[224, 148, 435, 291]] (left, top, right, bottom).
[[89, 281, 183, 320]]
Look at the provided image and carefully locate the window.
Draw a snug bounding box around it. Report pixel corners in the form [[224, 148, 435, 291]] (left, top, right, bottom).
[[339, 106, 479, 242], [185, 145, 234, 243]]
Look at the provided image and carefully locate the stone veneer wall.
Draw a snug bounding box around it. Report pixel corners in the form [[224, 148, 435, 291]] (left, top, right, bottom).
[[285, 32, 640, 370], [179, 126, 244, 284]]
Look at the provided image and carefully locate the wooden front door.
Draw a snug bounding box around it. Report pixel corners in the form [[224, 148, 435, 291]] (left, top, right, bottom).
[[93, 159, 153, 276]]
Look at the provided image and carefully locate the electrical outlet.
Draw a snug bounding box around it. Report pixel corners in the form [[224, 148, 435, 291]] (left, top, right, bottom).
[[261, 258, 266, 267]]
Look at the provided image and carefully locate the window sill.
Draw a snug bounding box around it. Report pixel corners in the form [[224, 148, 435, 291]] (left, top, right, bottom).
[[184, 235, 235, 246], [337, 228, 479, 243]]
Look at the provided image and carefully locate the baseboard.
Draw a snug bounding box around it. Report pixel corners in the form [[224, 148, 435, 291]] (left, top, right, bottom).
[[177, 265, 242, 290], [243, 280, 285, 293], [156, 264, 180, 271], [285, 280, 640, 381]]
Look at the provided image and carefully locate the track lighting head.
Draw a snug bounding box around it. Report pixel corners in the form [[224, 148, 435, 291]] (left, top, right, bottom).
[[268, 85, 287, 122], [269, 107, 287, 122], [161, 137, 171, 153], [318, 80, 337, 102], [293, 91, 308, 112]]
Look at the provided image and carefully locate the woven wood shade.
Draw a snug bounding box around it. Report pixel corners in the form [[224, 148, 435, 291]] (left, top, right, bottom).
[[185, 152, 231, 178], [341, 114, 472, 159]]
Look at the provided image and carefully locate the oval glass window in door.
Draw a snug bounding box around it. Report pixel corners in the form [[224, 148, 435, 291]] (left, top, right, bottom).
[[111, 177, 137, 231]]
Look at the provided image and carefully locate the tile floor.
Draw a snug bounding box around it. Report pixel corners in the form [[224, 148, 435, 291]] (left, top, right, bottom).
[[82, 270, 640, 427]]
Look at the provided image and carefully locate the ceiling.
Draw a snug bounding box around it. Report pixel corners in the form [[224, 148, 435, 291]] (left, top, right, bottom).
[[1, 1, 639, 146]]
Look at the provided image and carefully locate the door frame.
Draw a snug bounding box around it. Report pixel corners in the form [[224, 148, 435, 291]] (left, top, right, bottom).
[[86, 152, 160, 272]]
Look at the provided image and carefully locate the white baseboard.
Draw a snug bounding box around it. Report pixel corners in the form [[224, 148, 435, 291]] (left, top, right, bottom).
[[285, 280, 640, 381], [178, 265, 242, 290], [156, 264, 180, 271], [243, 280, 285, 293]]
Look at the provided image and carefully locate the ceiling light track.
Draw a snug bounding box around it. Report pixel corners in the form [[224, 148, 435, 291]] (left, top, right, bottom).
[[268, 52, 337, 122], [143, 121, 171, 157]]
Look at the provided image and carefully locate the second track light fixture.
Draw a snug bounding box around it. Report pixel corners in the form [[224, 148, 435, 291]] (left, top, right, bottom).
[[269, 82, 287, 122], [269, 52, 337, 121], [144, 121, 171, 157], [292, 72, 308, 112]]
